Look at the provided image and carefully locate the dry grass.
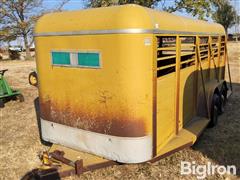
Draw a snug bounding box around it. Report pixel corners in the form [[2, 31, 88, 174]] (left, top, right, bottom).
[[0, 42, 239, 180]]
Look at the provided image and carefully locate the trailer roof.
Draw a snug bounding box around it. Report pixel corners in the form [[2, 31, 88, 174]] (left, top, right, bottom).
[[35, 4, 225, 37]]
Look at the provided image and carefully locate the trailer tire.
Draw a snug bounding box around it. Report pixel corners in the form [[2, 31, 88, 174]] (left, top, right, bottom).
[[29, 71, 38, 86], [208, 94, 219, 128]]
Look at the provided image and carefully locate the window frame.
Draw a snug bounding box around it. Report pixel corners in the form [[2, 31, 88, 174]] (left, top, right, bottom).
[[51, 50, 102, 69], [156, 35, 177, 78]]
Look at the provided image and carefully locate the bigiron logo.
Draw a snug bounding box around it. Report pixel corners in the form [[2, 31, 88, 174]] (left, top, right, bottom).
[[180, 161, 237, 179]]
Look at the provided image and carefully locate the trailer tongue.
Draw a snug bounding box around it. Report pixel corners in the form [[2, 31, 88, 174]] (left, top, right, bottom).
[[23, 144, 118, 179]]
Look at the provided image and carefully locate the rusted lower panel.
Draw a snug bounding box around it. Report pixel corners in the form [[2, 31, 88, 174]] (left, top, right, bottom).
[[39, 98, 146, 137]]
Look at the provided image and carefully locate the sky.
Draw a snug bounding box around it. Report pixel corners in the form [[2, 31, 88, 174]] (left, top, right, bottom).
[[42, 0, 86, 10]]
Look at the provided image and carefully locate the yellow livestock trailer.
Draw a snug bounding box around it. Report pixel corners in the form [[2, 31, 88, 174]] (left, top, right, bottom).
[[34, 4, 231, 166]]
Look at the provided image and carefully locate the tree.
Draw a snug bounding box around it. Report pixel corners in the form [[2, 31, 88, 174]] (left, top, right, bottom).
[[0, 27, 18, 47], [0, 16, 14, 46], [167, 0, 212, 20], [0, 0, 69, 60], [212, 0, 239, 34]]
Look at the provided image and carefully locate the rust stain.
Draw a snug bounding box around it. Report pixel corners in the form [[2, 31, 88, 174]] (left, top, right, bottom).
[[39, 97, 51, 121], [39, 97, 146, 137]]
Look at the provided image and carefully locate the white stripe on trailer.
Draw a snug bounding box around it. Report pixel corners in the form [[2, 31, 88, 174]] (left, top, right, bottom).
[[41, 118, 152, 163]]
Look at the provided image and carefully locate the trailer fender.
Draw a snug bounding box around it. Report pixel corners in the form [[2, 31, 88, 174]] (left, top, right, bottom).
[[197, 80, 225, 117], [206, 80, 226, 113]]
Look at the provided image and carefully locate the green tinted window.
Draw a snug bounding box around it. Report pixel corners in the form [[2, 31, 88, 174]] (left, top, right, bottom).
[[52, 52, 70, 65], [78, 53, 100, 67]]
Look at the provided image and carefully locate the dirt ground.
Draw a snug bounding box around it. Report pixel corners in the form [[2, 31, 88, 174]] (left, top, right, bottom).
[[0, 42, 239, 180]]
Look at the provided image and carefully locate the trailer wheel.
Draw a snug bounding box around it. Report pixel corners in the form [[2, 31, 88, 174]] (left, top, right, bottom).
[[208, 94, 219, 128], [0, 99, 4, 108], [29, 71, 38, 86]]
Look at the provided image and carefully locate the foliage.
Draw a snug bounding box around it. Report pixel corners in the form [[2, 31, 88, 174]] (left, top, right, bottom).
[[0, 0, 69, 59], [167, 0, 212, 20], [212, 0, 239, 33], [0, 0, 43, 52]]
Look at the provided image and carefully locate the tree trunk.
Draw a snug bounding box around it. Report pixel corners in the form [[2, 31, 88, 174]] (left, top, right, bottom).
[[7, 41, 11, 59], [224, 27, 228, 36], [224, 27, 228, 41], [23, 34, 31, 60]]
